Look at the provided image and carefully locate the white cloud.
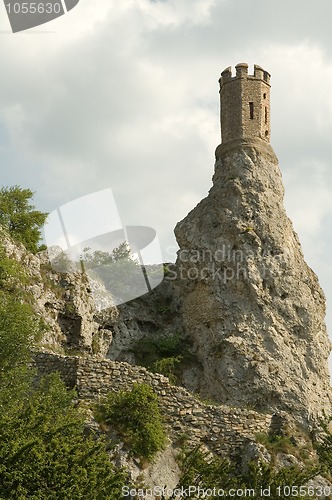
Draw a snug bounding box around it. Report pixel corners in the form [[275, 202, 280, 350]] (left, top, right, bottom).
[[136, 0, 218, 28]]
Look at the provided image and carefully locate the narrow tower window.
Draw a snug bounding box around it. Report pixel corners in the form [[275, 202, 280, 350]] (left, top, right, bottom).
[[249, 102, 254, 119], [265, 106, 268, 124]]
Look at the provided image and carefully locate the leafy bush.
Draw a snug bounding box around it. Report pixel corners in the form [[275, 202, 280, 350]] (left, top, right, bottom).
[[0, 292, 39, 376], [0, 247, 29, 294], [97, 383, 166, 460], [133, 334, 185, 365], [255, 430, 315, 465], [0, 374, 126, 500], [256, 433, 296, 454], [315, 417, 332, 481], [150, 355, 183, 384], [132, 334, 193, 384]]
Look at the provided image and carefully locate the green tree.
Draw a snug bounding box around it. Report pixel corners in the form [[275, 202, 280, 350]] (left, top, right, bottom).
[[82, 243, 144, 302], [150, 356, 183, 384], [81, 242, 135, 268], [0, 186, 48, 253], [0, 374, 126, 500], [0, 250, 40, 404]]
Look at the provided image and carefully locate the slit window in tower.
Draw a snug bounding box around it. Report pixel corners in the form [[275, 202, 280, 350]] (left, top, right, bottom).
[[265, 106, 268, 124], [249, 102, 254, 119]]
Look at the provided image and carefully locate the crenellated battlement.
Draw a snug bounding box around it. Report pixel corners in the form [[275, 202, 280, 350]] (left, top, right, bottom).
[[219, 63, 271, 87], [218, 62, 271, 147]]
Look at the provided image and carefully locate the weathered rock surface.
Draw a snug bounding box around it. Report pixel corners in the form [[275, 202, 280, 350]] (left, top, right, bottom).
[[305, 475, 332, 499], [1, 230, 116, 355], [2, 140, 331, 432], [241, 441, 271, 474], [1, 139, 332, 489], [173, 144, 332, 425]]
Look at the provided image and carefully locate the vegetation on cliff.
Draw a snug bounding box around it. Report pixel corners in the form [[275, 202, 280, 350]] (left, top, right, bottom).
[[0, 186, 331, 499], [95, 383, 166, 460], [0, 186, 47, 253], [166, 446, 320, 500], [0, 233, 126, 499]]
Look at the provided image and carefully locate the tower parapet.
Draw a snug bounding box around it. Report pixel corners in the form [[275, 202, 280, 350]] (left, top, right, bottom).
[[219, 63, 271, 147]]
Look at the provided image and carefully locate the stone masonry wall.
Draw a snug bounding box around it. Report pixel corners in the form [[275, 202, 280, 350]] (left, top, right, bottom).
[[34, 352, 273, 457], [34, 352, 79, 388]]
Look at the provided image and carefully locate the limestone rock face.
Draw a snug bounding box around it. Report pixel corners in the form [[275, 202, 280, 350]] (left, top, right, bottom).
[[0, 232, 116, 356], [174, 145, 332, 424]]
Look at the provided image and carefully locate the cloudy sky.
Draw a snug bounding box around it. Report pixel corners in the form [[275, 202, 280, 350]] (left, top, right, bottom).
[[1, 0, 332, 377]]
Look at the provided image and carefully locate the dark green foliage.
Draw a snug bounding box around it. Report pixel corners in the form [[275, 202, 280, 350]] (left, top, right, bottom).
[[0, 247, 29, 294], [0, 247, 41, 386], [132, 334, 192, 383], [165, 446, 318, 499], [242, 461, 318, 499], [0, 374, 126, 500], [132, 334, 185, 366], [150, 355, 183, 384], [0, 292, 38, 375], [0, 240, 127, 499], [0, 186, 48, 253], [315, 418, 332, 481], [97, 383, 166, 460], [175, 446, 240, 493]]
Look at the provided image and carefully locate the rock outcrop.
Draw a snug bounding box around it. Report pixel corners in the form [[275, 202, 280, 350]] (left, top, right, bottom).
[[1, 230, 116, 356], [2, 62, 332, 491], [2, 140, 330, 431], [172, 143, 331, 425]]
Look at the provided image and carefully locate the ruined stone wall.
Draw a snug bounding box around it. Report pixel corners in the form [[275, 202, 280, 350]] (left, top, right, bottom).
[[34, 351, 79, 388], [34, 352, 272, 457]]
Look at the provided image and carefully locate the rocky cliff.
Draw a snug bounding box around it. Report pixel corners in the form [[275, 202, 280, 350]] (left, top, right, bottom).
[[3, 142, 331, 432], [172, 142, 331, 425], [2, 138, 332, 491]]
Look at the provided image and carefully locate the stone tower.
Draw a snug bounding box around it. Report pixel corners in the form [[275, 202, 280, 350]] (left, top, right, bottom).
[[173, 63, 332, 426], [219, 63, 271, 148]]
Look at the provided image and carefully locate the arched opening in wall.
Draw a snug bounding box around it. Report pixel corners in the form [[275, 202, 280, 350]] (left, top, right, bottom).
[[249, 102, 254, 119], [265, 107, 268, 124], [265, 130, 269, 137], [263, 93, 266, 99]]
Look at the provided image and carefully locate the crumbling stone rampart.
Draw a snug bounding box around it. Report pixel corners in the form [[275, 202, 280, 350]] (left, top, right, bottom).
[[34, 351, 273, 456]]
